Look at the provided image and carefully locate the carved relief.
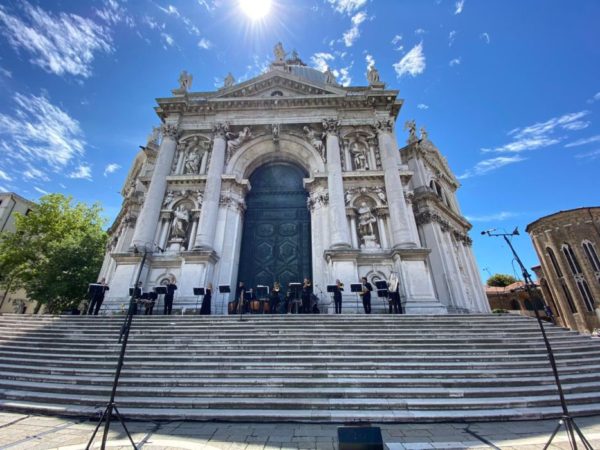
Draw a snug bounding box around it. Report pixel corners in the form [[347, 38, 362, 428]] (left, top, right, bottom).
[[344, 186, 387, 205], [403, 119, 418, 144], [375, 118, 394, 134], [307, 189, 329, 210], [161, 124, 179, 140], [415, 211, 472, 246], [303, 125, 325, 161], [225, 126, 252, 162], [212, 122, 230, 138], [322, 118, 340, 135], [354, 198, 380, 249]]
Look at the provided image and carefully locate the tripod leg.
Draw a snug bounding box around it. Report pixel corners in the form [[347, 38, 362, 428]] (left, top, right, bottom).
[[571, 419, 594, 450], [543, 420, 563, 450], [565, 417, 579, 450], [85, 408, 107, 450], [113, 405, 138, 449]]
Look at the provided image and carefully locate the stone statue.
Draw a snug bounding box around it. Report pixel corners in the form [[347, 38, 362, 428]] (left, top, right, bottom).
[[274, 42, 285, 63], [350, 141, 369, 170], [163, 191, 174, 207], [272, 123, 279, 141], [367, 66, 380, 85], [196, 191, 204, 206], [147, 126, 161, 145], [404, 120, 418, 143], [420, 126, 428, 141], [184, 150, 200, 174], [375, 187, 387, 204], [170, 205, 190, 239], [357, 202, 377, 237], [324, 67, 336, 85], [345, 190, 353, 205], [224, 72, 235, 88], [226, 127, 253, 152], [303, 126, 325, 158], [178, 70, 193, 92]]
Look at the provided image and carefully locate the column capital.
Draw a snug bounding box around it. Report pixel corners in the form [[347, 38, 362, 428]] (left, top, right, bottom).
[[374, 118, 394, 134], [161, 124, 180, 140], [212, 122, 230, 138], [322, 118, 340, 135]]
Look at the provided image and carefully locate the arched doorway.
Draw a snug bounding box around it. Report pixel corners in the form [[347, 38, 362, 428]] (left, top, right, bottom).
[[238, 163, 312, 292]]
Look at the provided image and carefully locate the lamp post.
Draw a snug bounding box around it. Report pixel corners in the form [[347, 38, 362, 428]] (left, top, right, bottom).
[[482, 228, 591, 450], [86, 242, 163, 450]]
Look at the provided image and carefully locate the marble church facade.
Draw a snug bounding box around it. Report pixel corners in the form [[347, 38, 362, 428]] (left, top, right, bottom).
[[99, 45, 488, 314]]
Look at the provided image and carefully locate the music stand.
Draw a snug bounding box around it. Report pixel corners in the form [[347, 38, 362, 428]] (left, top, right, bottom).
[[289, 283, 302, 314], [128, 288, 134, 297], [375, 280, 389, 312], [350, 283, 363, 312], [193, 287, 205, 312], [256, 286, 269, 314], [218, 285, 230, 315]]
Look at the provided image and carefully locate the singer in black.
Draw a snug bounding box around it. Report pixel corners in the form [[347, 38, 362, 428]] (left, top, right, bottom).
[[87, 278, 109, 315], [301, 278, 312, 314], [164, 276, 177, 315], [360, 276, 373, 314], [200, 282, 212, 315], [333, 279, 344, 314], [235, 281, 245, 314], [132, 281, 143, 315], [269, 281, 281, 314]]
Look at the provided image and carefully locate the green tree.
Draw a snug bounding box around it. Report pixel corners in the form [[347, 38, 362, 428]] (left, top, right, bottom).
[[0, 194, 107, 313], [486, 273, 519, 287]]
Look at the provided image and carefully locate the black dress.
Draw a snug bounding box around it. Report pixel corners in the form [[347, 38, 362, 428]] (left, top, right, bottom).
[[301, 283, 312, 314], [164, 283, 177, 315], [200, 288, 211, 315], [362, 282, 372, 314], [333, 286, 343, 314]]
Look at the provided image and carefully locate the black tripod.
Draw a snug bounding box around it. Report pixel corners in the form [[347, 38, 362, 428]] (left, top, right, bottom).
[[483, 228, 592, 450], [86, 244, 157, 449]]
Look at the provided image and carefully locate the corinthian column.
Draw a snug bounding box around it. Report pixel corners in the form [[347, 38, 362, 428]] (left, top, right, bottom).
[[376, 119, 416, 248], [194, 123, 228, 250], [324, 119, 351, 249], [130, 123, 178, 249]]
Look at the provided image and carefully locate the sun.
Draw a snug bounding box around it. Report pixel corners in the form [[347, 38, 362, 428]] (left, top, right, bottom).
[[239, 0, 272, 21]]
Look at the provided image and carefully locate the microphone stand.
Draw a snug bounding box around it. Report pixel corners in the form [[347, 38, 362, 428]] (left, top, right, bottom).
[[482, 229, 592, 449], [86, 242, 161, 449]]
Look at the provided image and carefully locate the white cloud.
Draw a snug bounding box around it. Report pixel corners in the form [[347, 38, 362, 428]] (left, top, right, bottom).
[[465, 211, 518, 222], [158, 4, 200, 36], [158, 5, 180, 16], [0, 92, 85, 170], [587, 92, 600, 104], [342, 11, 367, 47], [574, 149, 600, 160], [143, 15, 162, 30], [0, 1, 113, 77], [483, 111, 590, 153], [0, 67, 12, 78], [23, 166, 49, 181], [448, 30, 456, 47], [339, 65, 352, 87], [310, 52, 335, 72], [33, 186, 49, 195], [161, 32, 175, 47], [458, 155, 525, 179], [391, 34, 402, 45], [414, 28, 426, 35], [365, 53, 375, 70], [480, 32, 490, 44], [198, 38, 212, 50], [393, 42, 425, 78], [327, 0, 367, 15], [103, 163, 121, 176], [455, 0, 465, 14], [562, 121, 590, 131], [68, 164, 92, 180], [417, 103, 429, 110], [449, 58, 461, 67], [565, 135, 600, 148], [95, 0, 134, 27], [0, 169, 12, 181], [197, 0, 216, 12]]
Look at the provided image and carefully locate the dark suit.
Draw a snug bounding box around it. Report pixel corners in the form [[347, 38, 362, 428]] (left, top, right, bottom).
[[333, 286, 343, 314], [200, 288, 211, 315], [362, 282, 372, 314], [164, 283, 177, 315], [301, 283, 312, 314], [87, 284, 109, 315]]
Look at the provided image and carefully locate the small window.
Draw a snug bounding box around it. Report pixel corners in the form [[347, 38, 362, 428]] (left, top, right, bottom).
[[547, 247, 563, 277], [561, 281, 577, 313], [562, 244, 582, 275], [577, 279, 595, 312], [271, 90, 283, 96], [582, 241, 600, 272]]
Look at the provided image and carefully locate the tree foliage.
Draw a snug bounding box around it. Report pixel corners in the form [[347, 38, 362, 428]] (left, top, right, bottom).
[[0, 194, 107, 313], [486, 273, 519, 287]]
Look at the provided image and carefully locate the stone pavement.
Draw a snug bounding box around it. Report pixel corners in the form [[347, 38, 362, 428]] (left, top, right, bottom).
[[1, 413, 600, 450]]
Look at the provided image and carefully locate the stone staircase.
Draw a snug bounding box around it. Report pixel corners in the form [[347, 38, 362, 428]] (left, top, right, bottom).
[[1, 313, 600, 422]]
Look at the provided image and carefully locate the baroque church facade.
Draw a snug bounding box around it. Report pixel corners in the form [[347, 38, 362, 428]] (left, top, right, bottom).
[[99, 45, 488, 314]]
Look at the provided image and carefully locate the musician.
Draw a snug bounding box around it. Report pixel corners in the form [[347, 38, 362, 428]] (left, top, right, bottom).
[[200, 283, 212, 315], [360, 276, 373, 314], [87, 278, 109, 315], [333, 279, 344, 314], [132, 281, 143, 315], [284, 289, 293, 314], [388, 273, 402, 314], [301, 278, 312, 314], [144, 291, 157, 315], [164, 276, 177, 315], [235, 281, 246, 314], [269, 282, 281, 314]]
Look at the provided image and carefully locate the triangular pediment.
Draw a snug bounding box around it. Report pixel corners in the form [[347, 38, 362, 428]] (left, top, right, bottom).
[[214, 69, 346, 99]]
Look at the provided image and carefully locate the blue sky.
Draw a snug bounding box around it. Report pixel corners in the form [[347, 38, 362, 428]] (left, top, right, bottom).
[[0, 0, 598, 282]]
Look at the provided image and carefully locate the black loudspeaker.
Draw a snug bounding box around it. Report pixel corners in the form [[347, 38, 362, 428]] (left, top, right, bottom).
[[338, 427, 383, 450]]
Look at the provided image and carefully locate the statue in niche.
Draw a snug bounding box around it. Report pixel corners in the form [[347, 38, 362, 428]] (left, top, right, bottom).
[[184, 150, 201, 174], [367, 65, 380, 85], [223, 72, 235, 88], [274, 42, 286, 62], [163, 191, 174, 207], [178, 70, 193, 92], [404, 119, 418, 143], [374, 187, 387, 204], [170, 205, 190, 239], [357, 202, 380, 249], [226, 127, 252, 152], [345, 190, 353, 205], [303, 126, 325, 159], [147, 126, 161, 145], [350, 141, 369, 170]]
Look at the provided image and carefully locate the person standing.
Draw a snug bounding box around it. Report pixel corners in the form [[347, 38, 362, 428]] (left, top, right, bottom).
[[132, 281, 143, 315], [269, 282, 281, 314], [360, 276, 372, 314], [164, 276, 177, 315], [87, 278, 109, 316], [235, 281, 246, 314], [200, 283, 212, 315], [333, 279, 344, 314], [388, 273, 402, 314], [301, 278, 312, 314]]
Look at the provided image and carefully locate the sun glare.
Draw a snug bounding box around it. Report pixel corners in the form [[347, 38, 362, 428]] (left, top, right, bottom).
[[239, 0, 272, 21]]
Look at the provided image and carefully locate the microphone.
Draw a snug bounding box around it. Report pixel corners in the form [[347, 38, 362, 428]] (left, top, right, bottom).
[[480, 228, 496, 235]]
